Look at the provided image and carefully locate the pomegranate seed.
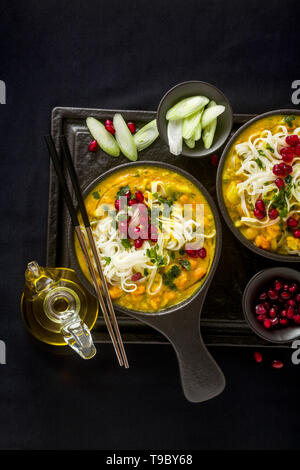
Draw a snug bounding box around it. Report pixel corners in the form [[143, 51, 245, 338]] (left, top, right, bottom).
[[293, 230, 300, 239], [275, 178, 285, 189], [263, 301, 270, 310], [135, 191, 144, 203], [257, 314, 266, 322], [294, 314, 300, 324], [280, 318, 289, 326], [287, 217, 298, 228], [255, 199, 265, 212], [105, 119, 113, 126], [283, 163, 293, 174], [131, 272, 142, 281], [281, 291, 291, 300], [253, 351, 263, 363], [133, 226, 140, 234], [263, 318, 272, 329], [268, 208, 278, 220], [199, 248, 207, 259], [115, 199, 120, 211], [296, 294, 300, 303], [211, 154, 219, 167], [287, 306, 295, 319], [283, 283, 289, 291], [289, 284, 298, 294], [259, 292, 268, 300], [280, 146, 294, 162], [134, 238, 144, 249], [129, 198, 137, 206], [286, 134, 299, 146], [274, 280, 283, 291], [124, 190, 131, 200], [254, 208, 265, 220], [127, 122, 136, 134], [273, 164, 285, 176], [268, 289, 278, 300], [255, 304, 267, 315], [294, 144, 300, 155], [105, 124, 115, 134], [270, 317, 279, 326], [269, 307, 277, 318], [271, 360, 284, 369], [280, 309, 287, 317], [288, 299, 296, 307], [88, 140, 98, 152]]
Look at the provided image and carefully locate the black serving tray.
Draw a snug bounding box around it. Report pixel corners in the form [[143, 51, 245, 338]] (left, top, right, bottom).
[[47, 107, 290, 348]]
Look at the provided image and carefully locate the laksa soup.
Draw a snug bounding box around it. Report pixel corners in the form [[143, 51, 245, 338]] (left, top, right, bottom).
[[222, 114, 300, 256], [75, 166, 216, 312]]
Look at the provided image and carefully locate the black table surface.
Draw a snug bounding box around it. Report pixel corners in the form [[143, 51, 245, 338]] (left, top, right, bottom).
[[1, 0, 300, 450]]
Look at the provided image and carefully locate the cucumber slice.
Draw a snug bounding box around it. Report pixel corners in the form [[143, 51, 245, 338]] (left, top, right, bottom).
[[133, 119, 159, 151], [166, 96, 209, 121], [184, 137, 195, 149], [167, 119, 183, 155], [201, 104, 225, 128], [182, 110, 202, 140], [86, 117, 120, 157], [192, 108, 204, 141], [202, 101, 218, 149], [113, 113, 138, 161]]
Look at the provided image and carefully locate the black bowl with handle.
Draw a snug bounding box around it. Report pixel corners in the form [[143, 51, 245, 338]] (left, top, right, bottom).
[[68, 161, 225, 403]]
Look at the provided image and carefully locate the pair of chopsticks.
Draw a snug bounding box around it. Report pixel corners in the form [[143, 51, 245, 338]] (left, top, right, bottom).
[[45, 134, 129, 368]]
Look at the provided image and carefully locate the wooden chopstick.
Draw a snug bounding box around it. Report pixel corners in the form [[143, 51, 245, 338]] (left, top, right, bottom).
[[59, 135, 129, 369], [44, 135, 126, 367]]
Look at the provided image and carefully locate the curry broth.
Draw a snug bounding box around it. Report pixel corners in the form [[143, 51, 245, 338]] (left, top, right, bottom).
[[75, 166, 216, 312]]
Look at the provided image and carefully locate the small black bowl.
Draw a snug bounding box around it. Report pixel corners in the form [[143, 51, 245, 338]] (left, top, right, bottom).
[[216, 108, 300, 263], [157, 81, 233, 158], [243, 267, 300, 344]]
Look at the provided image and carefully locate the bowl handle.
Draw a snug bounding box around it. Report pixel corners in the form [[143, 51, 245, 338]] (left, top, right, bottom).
[[130, 299, 225, 403]]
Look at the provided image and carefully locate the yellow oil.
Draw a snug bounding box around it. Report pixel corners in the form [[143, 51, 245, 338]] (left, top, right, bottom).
[[21, 264, 98, 346]]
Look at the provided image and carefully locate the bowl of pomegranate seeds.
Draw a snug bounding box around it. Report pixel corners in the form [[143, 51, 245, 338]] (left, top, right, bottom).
[[243, 267, 300, 343]]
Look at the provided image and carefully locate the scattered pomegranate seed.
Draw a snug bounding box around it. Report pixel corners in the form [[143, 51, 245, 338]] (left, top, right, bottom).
[[281, 291, 291, 300], [115, 199, 120, 211], [268, 289, 278, 300], [199, 248, 207, 258], [268, 208, 278, 220], [134, 238, 144, 249], [293, 230, 300, 239], [253, 351, 263, 363], [275, 178, 285, 189], [279, 318, 289, 326], [287, 306, 295, 319], [131, 272, 142, 281], [135, 191, 144, 203], [259, 292, 268, 300], [105, 119, 113, 126], [88, 140, 98, 152], [272, 164, 285, 176], [286, 134, 299, 146], [280, 146, 294, 162], [211, 154, 219, 167], [283, 163, 293, 174], [270, 317, 279, 326], [254, 208, 265, 220], [263, 318, 272, 329], [294, 314, 300, 324], [287, 217, 298, 228], [257, 314, 266, 322], [255, 199, 265, 212], [124, 190, 131, 200], [106, 124, 115, 134], [271, 360, 284, 369], [289, 284, 298, 294], [127, 122, 136, 134], [255, 304, 267, 315], [296, 294, 300, 303]]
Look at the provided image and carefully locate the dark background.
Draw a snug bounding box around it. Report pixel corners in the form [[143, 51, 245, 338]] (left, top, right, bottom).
[[1, 0, 300, 450]]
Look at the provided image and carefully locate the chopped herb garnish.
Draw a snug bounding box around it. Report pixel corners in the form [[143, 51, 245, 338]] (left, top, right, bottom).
[[103, 256, 111, 265], [144, 268, 149, 276], [163, 265, 181, 290], [92, 191, 100, 200], [179, 259, 191, 271], [266, 143, 274, 153], [258, 150, 266, 158], [285, 174, 292, 184], [121, 239, 131, 250], [146, 245, 165, 266], [255, 157, 264, 169], [170, 251, 175, 260], [116, 185, 130, 198], [179, 249, 185, 255], [284, 115, 295, 128]]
